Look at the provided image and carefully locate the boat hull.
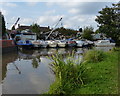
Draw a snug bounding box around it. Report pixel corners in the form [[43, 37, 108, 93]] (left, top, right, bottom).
[[40, 44, 48, 48], [76, 43, 83, 47], [48, 44, 57, 48], [67, 41, 77, 47], [58, 43, 66, 47], [94, 40, 116, 47], [0, 40, 18, 54], [31, 41, 41, 48], [67, 43, 76, 47], [95, 44, 115, 47], [47, 40, 58, 48]]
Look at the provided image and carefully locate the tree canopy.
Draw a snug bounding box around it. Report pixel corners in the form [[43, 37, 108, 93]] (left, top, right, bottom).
[[30, 23, 41, 39], [82, 26, 94, 40], [54, 27, 77, 37], [95, 2, 120, 45], [30, 23, 40, 34]]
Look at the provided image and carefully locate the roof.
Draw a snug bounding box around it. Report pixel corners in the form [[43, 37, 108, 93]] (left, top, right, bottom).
[[17, 25, 50, 32]]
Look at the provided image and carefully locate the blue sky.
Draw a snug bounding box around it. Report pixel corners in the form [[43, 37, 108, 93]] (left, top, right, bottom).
[[0, 1, 118, 30]]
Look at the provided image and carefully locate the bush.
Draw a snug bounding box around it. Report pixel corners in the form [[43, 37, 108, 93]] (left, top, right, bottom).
[[83, 49, 106, 63], [111, 47, 120, 52], [48, 53, 86, 94]]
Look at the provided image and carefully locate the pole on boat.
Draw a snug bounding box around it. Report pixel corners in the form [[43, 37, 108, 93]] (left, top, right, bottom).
[[45, 17, 62, 40]]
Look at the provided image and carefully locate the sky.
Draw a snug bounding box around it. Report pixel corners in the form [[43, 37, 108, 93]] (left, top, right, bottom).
[[0, 0, 119, 31]]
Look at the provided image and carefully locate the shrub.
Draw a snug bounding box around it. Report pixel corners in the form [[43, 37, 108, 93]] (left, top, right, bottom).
[[48, 53, 86, 94], [83, 49, 106, 63], [111, 47, 120, 52]]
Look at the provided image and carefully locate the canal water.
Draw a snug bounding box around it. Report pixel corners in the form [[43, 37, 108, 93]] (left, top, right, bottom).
[[1, 47, 113, 94]]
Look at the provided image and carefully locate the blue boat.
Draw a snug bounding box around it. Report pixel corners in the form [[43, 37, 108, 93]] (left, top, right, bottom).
[[16, 40, 33, 49]]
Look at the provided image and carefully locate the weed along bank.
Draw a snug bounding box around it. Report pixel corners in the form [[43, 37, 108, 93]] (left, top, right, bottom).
[[47, 48, 119, 94]]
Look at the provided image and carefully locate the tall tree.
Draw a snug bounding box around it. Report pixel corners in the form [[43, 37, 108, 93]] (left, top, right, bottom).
[[30, 23, 41, 38], [95, 2, 120, 45], [82, 26, 94, 40]]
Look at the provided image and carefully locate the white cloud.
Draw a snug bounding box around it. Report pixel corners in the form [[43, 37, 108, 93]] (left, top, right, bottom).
[[45, 2, 114, 30], [63, 15, 97, 30], [0, 8, 8, 16], [44, 10, 56, 15], [0, 2, 17, 7], [37, 15, 65, 27], [68, 8, 79, 14], [7, 17, 34, 29], [46, 2, 80, 8], [5, 2, 17, 7], [20, 18, 34, 24], [26, 2, 38, 6], [0, 0, 118, 2]]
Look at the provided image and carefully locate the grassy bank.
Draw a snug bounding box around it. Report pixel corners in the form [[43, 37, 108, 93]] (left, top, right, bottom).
[[47, 48, 119, 94]]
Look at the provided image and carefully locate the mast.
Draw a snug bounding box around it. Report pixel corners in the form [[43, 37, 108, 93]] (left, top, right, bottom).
[[11, 17, 20, 30], [46, 17, 62, 40]]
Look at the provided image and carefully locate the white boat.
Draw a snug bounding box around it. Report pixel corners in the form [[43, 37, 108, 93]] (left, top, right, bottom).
[[47, 40, 58, 48], [94, 40, 115, 47], [75, 40, 84, 47], [57, 40, 66, 48], [76, 40, 89, 47], [82, 40, 89, 47], [39, 40, 48, 48], [31, 40, 41, 48], [86, 40, 94, 46]]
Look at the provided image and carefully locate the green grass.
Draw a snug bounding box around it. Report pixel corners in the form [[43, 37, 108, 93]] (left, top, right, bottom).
[[74, 50, 119, 94], [83, 49, 106, 63], [47, 48, 119, 94]]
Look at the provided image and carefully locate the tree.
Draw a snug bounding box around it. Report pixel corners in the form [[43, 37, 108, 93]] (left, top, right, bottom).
[[82, 26, 94, 40], [95, 2, 120, 45], [54, 27, 77, 37], [30, 23, 41, 38], [0, 12, 6, 36]]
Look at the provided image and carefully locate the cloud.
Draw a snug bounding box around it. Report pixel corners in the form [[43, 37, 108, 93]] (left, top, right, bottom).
[[6, 17, 34, 29], [0, 2, 17, 7], [37, 15, 65, 27], [5, 1, 116, 30], [68, 8, 79, 14], [0, 8, 8, 16], [26, 2, 38, 6], [44, 10, 56, 15], [45, 2, 113, 30], [5, 2, 17, 7], [20, 18, 34, 24], [63, 15, 97, 30], [55, 2, 113, 15], [0, 0, 118, 2], [46, 2, 113, 16], [76, 2, 113, 15]]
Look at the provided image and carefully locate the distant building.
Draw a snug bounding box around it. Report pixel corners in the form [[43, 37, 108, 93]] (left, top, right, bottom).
[[17, 25, 30, 30], [17, 24, 50, 32]]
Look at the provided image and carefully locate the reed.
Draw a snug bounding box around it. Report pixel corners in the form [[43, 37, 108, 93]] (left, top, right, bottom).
[[48, 52, 86, 94]]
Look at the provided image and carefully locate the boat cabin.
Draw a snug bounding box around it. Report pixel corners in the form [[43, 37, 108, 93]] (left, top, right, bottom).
[[15, 33, 37, 41]]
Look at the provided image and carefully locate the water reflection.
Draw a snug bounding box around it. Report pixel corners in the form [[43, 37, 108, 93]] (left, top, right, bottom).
[[95, 47, 113, 51], [2, 52, 18, 80], [2, 48, 86, 94], [32, 57, 41, 69], [2, 47, 113, 94]]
